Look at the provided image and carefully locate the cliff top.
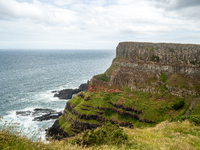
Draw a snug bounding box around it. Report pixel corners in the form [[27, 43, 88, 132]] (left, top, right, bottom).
[[116, 42, 200, 68], [119, 41, 200, 46]]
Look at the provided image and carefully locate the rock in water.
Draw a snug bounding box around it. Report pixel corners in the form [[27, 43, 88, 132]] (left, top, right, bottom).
[[16, 108, 62, 121], [53, 81, 89, 99], [32, 112, 62, 121], [16, 111, 31, 116]]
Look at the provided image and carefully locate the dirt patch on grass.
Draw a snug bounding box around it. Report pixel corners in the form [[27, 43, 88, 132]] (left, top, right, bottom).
[[116, 99, 124, 106], [127, 93, 133, 97]]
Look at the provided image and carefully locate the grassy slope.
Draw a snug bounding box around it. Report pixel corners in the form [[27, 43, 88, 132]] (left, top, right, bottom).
[[1, 120, 200, 150], [57, 86, 190, 136]]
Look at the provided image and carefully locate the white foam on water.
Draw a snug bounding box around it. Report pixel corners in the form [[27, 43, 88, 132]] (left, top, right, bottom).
[[2, 108, 59, 142], [2, 110, 44, 140], [1, 89, 66, 142], [33, 90, 56, 103], [1, 85, 70, 142]]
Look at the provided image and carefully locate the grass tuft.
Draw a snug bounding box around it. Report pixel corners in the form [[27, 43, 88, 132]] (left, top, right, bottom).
[[70, 122, 128, 146], [150, 55, 159, 62], [93, 73, 110, 82], [160, 72, 166, 82]]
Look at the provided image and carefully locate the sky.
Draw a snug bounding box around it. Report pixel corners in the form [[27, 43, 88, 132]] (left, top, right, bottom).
[[0, 0, 200, 49]]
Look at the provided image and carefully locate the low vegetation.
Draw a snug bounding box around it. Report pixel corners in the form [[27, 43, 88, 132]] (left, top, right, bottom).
[[93, 73, 110, 82], [170, 115, 200, 125], [150, 55, 159, 62], [191, 98, 200, 115], [58, 86, 189, 137], [1, 119, 200, 150], [160, 72, 166, 82], [71, 122, 128, 146], [169, 48, 175, 52]]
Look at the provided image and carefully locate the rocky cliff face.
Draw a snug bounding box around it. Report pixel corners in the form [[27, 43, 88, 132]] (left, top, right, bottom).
[[47, 42, 200, 140], [91, 42, 200, 98]]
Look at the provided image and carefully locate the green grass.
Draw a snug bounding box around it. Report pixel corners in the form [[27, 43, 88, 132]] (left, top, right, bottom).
[[194, 84, 200, 93], [58, 115, 76, 136], [0, 118, 50, 150], [191, 98, 200, 115], [169, 48, 175, 52], [68, 88, 188, 125], [166, 73, 190, 90], [93, 73, 110, 82], [105, 61, 119, 76], [150, 46, 154, 52], [71, 122, 128, 146], [156, 46, 159, 50], [160, 72, 166, 82], [170, 115, 200, 125], [150, 55, 159, 62], [63, 109, 99, 124], [2, 119, 200, 150]]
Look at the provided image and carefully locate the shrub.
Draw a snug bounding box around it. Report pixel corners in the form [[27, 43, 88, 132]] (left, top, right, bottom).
[[71, 122, 128, 146], [93, 73, 110, 82], [194, 84, 200, 93], [170, 115, 200, 125], [150, 55, 159, 62], [160, 72, 166, 82], [169, 48, 175, 52], [190, 57, 197, 65], [150, 46, 154, 52], [104, 110, 114, 117], [84, 94, 90, 101], [172, 100, 185, 110]]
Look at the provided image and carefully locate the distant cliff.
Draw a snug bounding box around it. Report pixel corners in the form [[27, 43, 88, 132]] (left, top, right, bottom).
[[47, 42, 200, 140], [90, 42, 200, 98]]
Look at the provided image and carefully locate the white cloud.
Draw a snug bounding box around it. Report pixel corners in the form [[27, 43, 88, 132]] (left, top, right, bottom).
[[53, 0, 74, 6], [0, 0, 199, 49]]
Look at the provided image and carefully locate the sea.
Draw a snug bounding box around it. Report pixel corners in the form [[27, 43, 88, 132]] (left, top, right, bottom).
[[0, 49, 115, 140]]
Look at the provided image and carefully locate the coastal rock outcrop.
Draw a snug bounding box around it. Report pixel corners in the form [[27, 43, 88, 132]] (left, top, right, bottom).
[[16, 108, 62, 121], [53, 82, 89, 99], [47, 42, 200, 140]]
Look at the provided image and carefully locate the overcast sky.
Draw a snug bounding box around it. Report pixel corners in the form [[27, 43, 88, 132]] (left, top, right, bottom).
[[0, 0, 200, 49]]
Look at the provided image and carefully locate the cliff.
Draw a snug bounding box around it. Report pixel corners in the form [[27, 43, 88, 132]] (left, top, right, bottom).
[[91, 42, 200, 97], [47, 42, 200, 140]]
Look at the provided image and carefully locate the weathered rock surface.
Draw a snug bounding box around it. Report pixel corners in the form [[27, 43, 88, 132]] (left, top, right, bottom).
[[16, 108, 62, 121], [53, 82, 89, 99], [116, 42, 200, 67], [33, 112, 62, 121], [90, 42, 200, 97]]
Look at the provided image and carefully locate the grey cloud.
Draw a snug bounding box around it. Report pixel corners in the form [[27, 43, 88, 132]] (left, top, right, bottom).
[[174, 0, 200, 9], [0, 3, 15, 20], [153, 0, 200, 10], [151, 0, 200, 21]]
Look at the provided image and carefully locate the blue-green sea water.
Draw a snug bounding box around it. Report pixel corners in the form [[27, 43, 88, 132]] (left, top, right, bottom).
[[0, 50, 115, 140]]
